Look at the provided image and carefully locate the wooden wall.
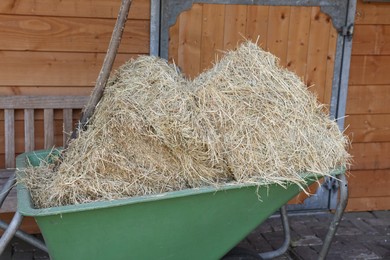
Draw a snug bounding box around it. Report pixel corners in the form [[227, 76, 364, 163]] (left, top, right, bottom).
[[168, 1, 390, 211], [0, 0, 150, 168], [345, 0, 390, 211]]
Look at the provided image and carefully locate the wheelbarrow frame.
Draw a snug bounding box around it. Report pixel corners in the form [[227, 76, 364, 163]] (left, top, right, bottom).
[[0, 0, 356, 259]]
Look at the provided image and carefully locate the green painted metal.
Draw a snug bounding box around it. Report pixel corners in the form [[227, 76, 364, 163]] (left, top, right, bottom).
[[16, 150, 344, 260]]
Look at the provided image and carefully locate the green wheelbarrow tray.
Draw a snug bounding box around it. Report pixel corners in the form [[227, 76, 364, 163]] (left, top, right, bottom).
[[16, 149, 344, 260]]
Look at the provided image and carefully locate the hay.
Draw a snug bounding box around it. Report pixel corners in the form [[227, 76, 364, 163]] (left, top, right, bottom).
[[20, 41, 350, 208]]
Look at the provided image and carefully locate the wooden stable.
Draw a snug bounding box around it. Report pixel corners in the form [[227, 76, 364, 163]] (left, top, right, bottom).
[[0, 0, 389, 219]]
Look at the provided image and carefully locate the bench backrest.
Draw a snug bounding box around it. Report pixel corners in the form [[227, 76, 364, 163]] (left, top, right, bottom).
[[1, 96, 89, 169]]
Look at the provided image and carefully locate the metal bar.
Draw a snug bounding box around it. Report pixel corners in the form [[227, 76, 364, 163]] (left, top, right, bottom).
[[0, 219, 48, 253], [259, 206, 290, 259], [0, 212, 23, 255], [150, 0, 161, 56], [318, 173, 348, 259], [0, 173, 16, 208]]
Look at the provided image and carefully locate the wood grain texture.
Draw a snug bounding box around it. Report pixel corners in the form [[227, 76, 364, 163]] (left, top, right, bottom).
[[245, 5, 269, 48], [323, 25, 338, 105], [345, 114, 390, 142], [4, 109, 15, 168], [0, 86, 93, 96], [349, 142, 390, 170], [168, 16, 180, 65], [349, 56, 390, 85], [201, 4, 225, 72], [44, 109, 54, 149], [0, 51, 136, 86], [223, 4, 247, 51], [305, 7, 332, 103], [63, 109, 73, 145], [348, 170, 390, 198], [266, 6, 291, 66], [0, 15, 149, 53], [346, 196, 390, 212], [346, 85, 390, 114], [352, 25, 390, 55], [285, 6, 311, 79], [178, 4, 203, 78], [0, 0, 150, 20], [0, 96, 88, 109], [24, 109, 34, 152], [355, 0, 390, 25]]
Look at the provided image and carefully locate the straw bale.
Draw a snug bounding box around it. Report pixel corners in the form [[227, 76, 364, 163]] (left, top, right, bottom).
[[20, 42, 350, 208]]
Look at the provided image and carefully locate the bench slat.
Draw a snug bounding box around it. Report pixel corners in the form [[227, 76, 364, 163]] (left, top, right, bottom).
[[24, 109, 35, 152], [4, 109, 15, 169], [63, 108, 73, 145], [44, 109, 54, 149], [0, 96, 88, 109]]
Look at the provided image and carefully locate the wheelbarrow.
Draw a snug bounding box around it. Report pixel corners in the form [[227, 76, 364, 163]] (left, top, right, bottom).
[[0, 149, 346, 260]]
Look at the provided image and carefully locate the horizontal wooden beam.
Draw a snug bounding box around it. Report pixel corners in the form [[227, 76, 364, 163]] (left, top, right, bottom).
[[0, 96, 88, 109]]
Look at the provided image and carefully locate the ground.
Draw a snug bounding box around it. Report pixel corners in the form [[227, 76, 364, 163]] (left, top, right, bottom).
[[1, 211, 389, 259]]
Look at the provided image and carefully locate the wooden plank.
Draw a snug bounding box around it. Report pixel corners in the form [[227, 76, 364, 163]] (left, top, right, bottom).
[[245, 5, 269, 49], [0, 169, 17, 213], [266, 6, 291, 66], [349, 142, 390, 170], [223, 4, 247, 51], [200, 4, 225, 72], [0, 51, 136, 86], [4, 109, 14, 168], [63, 109, 73, 145], [346, 196, 390, 212], [0, 86, 93, 96], [178, 4, 203, 78], [0, 15, 149, 53], [349, 56, 390, 85], [44, 109, 54, 149], [0, 0, 150, 20], [24, 109, 34, 152], [305, 7, 331, 103], [323, 25, 338, 106], [348, 170, 390, 198], [352, 25, 390, 55], [355, 0, 390, 25], [345, 114, 390, 142], [346, 85, 390, 114], [0, 109, 82, 121], [0, 96, 88, 109], [168, 15, 180, 66], [285, 6, 311, 79]]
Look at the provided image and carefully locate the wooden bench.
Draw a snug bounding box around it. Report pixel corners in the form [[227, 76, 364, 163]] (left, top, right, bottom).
[[0, 95, 89, 212]]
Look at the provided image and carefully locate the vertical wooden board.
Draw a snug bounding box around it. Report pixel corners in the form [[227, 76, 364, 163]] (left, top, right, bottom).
[[305, 7, 332, 103], [223, 5, 247, 51], [352, 25, 390, 55], [285, 6, 311, 79], [245, 5, 269, 49], [355, 0, 390, 25], [323, 26, 338, 107], [266, 6, 291, 66], [43, 109, 54, 149], [345, 114, 390, 143], [200, 4, 225, 72], [63, 109, 73, 146], [346, 85, 390, 114], [349, 56, 390, 85], [4, 109, 14, 168], [349, 142, 390, 170], [178, 4, 203, 78], [168, 16, 180, 65], [24, 109, 35, 152]]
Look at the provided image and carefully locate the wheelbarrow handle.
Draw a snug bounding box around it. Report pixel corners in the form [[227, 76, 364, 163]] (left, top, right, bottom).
[[68, 0, 134, 144]]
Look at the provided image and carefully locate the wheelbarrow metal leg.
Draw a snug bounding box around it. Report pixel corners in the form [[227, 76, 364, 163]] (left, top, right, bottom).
[[0, 211, 23, 255], [259, 205, 290, 259], [0, 219, 48, 253], [0, 172, 16, 207], [318, 173, 348, 259]]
